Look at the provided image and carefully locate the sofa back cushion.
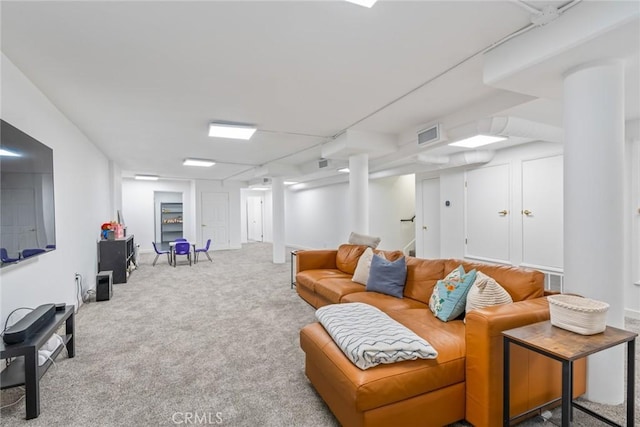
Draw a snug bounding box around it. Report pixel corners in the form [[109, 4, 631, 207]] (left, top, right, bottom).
[[336, 244, 368, 275], [403, 257, 446, 304], [444, 259, 544, 302]]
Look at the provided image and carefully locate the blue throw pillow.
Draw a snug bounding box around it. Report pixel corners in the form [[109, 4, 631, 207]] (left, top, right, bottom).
[[366, 255, 407, 298], [429, 267, 477, 322]]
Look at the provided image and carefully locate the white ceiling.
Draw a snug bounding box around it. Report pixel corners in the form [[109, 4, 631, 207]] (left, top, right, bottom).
[[1, 1, 638, 185]]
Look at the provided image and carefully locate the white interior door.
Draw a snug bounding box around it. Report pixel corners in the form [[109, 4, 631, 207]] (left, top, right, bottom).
[[421, 178, 440, 258], [465, 164, 510, 263], [201, 192, 230, 250], [247, 196, 263, 242], [522, 155, 563, 270]]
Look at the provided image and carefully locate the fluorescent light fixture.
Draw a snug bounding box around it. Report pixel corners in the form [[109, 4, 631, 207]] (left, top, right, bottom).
[[135, 174, 159, 181], [183, 158, 215, 167], [208, 122, 257, 140], [251, 187, 270, 191], [338, 168, 350, 173], [0, 148, 21, 157], [284, 181, 298, 185], [345, 0, 378, 8], [448, 134, 506, 148]]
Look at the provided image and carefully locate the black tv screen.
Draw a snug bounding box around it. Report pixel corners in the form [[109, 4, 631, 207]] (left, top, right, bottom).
[[0, 119, 56, 267]]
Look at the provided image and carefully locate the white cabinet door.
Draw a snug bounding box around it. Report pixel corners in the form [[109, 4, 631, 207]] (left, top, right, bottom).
[[421, 178, 440, 259], [522, 155, 563, 269], [465, 164, 510, 263]]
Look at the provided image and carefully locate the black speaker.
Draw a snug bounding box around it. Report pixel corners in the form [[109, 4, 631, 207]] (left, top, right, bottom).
[[96, 271, 113, 301]]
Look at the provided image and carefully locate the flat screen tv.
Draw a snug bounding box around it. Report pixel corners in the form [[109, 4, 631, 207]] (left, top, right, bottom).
[[0, 119, 56, 267]]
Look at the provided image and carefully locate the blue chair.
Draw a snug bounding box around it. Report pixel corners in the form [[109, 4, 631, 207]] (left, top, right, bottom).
[[194, 239, 212, 263], [152, 242, 171, 266], [175, 238, 187, 242], [1, 248, 20, 264], [21, 248, 46, 258], [173, 242, 191, 267]]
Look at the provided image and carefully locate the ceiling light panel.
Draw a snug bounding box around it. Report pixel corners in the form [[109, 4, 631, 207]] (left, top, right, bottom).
[[448, 135, 506, 148], [0, 148, 21, 157], [135, 174, 159, 181], [345, 0, 378, 8], [183, 158, 216, 167], [208, 123, 257, 140]]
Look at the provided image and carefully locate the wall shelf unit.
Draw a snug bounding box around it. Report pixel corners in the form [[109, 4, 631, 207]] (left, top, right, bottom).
[[160, 202, 183, 243]]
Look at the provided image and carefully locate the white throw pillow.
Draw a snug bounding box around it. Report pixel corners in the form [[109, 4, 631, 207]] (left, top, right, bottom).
[[348, 231, 381, 249], [465, 271, 513, 315], [352, 247, 386, 285]]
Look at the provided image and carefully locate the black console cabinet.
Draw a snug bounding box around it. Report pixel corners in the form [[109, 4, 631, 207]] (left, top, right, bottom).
[[98, 235, 135, 284]]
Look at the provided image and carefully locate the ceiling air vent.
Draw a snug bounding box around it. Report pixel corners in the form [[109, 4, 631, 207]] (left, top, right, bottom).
[[417, 123, 443, 148], [318, 159, 329, 169]]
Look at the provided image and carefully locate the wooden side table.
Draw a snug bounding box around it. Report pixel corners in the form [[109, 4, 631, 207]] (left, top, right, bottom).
[[502, 320, 636, 427]]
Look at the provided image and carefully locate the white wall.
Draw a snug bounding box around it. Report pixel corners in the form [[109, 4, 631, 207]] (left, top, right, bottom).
[[121, 179, 193, 253], [285, 174, 415, 251], [1, 53, 111, 328]]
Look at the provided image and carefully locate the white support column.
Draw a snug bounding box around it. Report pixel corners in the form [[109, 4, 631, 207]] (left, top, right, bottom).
[[348, 153, 369, 235], [563, 59, 625, 404], [271, 177, 286, 264]]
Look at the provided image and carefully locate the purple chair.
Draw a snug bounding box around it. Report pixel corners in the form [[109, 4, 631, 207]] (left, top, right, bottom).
[[152, 242, 171, 266], [173, 241, 191, 267], [21, 248, 46, 258], [1, 248, 20, 264], [194, 239, 212, 263]]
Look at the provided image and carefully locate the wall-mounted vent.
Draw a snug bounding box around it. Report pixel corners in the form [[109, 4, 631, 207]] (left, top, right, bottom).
[[417, 123, 444, 148], [261, 177, 271, 184], [318, 159, 329, 169]]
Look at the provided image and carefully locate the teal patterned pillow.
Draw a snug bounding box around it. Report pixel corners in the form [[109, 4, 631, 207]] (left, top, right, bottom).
[[429, 266, 477, 322]]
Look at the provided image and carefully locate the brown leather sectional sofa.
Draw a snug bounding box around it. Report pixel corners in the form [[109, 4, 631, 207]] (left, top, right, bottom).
[[296, 244, 586, 427]]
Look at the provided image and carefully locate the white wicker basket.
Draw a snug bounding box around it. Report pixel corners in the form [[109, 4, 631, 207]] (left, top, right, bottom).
[[547, 294, 609, 335]]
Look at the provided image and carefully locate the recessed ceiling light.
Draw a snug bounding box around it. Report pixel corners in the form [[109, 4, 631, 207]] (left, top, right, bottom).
[[183, 158, 216, 167], [284, 181, 298, 185], [208, 122, 257, 140], [0, 148, 21, 157], [345, 0, 378, 8], [135, 174, 159, 181], [338, 168, 350, 173], [448, 134, 507, 148], [251, 187, 270, 191]]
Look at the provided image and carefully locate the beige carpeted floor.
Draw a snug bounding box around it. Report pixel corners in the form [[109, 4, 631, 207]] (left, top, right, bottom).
[[1, 243, 637, 426]]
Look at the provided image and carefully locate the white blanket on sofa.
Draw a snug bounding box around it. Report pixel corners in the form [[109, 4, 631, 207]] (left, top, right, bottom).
[[315, 302, 438, 370]]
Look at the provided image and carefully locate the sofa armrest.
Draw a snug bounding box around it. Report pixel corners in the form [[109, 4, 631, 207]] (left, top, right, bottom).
[[465, 297, 551, 427], [296, 250, 338, 273]]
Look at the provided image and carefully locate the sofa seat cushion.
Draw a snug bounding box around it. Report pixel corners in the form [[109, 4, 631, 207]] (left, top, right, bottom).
[[300, 320, 465, 412], [315, 277, 366, 304], [316, 303, 438, 369], [342, 291, 429, 311], [297, 269, 351, 292]]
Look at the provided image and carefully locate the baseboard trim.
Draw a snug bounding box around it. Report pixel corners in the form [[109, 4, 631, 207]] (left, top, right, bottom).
[[624, 308, 640, 320]]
